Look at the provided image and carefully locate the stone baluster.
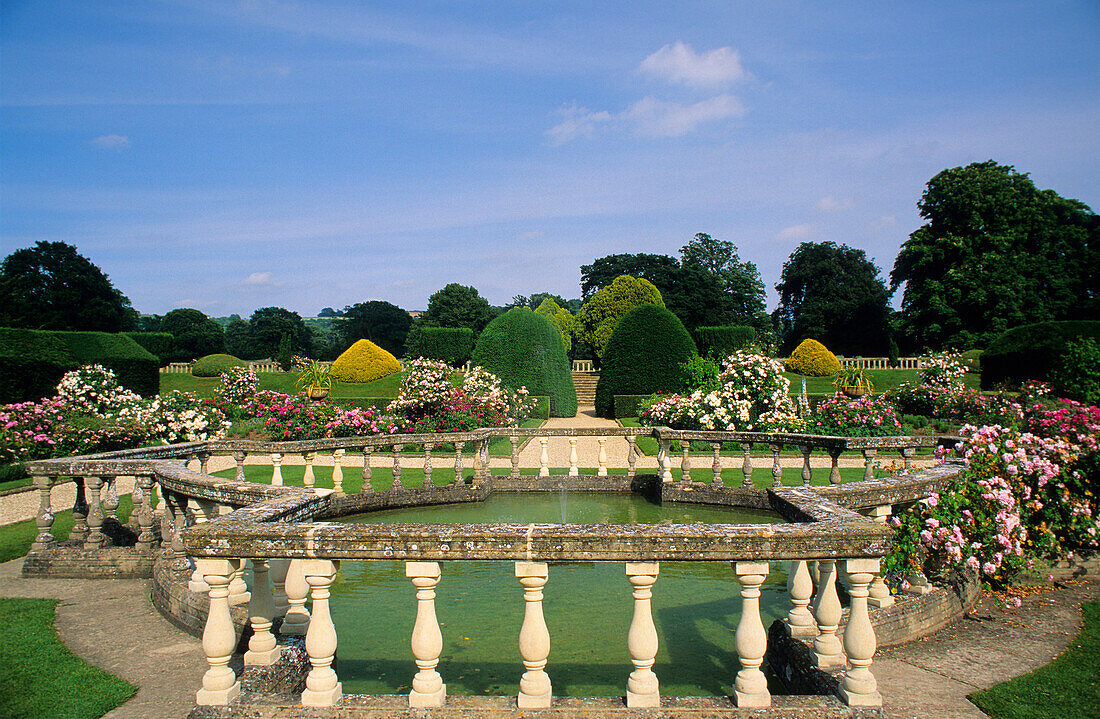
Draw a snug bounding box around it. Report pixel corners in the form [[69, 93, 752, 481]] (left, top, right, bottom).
[[84, 475, 106, 549], [657, 437, 673, 484], [510, 436, 521, 479], [900, 446, 914, 472], [303, 452, 316, 489], [813, 559, 845, 669], [301, 559, 342, 707], [233, 451, 246, 482], [516, 561, 552, 708], [733, 561, 770, 707], [188, 500, 214, 593], [199, 452, 210, 475], [741, 443, 753, 488], [480, 439, 491, 481], [271, 452, 283, 486], [218, 504, 249, 603], [680, 444, 691, 483], [392, 445, 403, 488], [538, 437, 550, 477], [597, 436, 608, 477], [71, 476, 89, 544], [362, 445, 374, 492], [332, 449, 345, 495], [711, 443, 722, 486], [568, 438, 579, 477], [159, 487, 174, 558], [800, 445, 813, 486], [407, 561, 446, 707], [31, 474, 55, 551], [269, 559, 290, 618], [453, 442, 465, 484], [770, 444, 782, 487], [626, 436, 637, 478], [862, 449, 877, 481], [136, 475, 156, 551], [865, 506, 894, 607], [828, 447, 843, 485], [625, 562, 660, 708], [281, 559, 311, 635], [904, 569, 934, 595], [785, 560, 816, 637], [103, 476, 119, 523], [839, 559, 883, 706], [245, 559, 280, 666], [422, 444, 433, 487], [195, 558, 242, 706]]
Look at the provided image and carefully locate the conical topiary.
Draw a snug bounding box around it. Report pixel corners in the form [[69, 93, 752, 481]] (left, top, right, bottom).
[[331, 339, 401, 384], [784, 339, 841, 377]]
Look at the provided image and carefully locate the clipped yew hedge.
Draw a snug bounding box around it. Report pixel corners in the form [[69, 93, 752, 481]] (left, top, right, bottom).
[[595, 304, 696, 418], [123, 332, 173, 365], [406, 327, 476, 366], [191, 354, 246, 377], [331, 339, 402, 384], [0, 328, 159, 403], [471, 308, 576, 418], [693, 325, 757, 359], [981, 321, 1100, 390]]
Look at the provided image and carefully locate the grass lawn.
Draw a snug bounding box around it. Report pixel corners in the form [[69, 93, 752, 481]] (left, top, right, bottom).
[[969, 601, 1099, 719], [0, 495, 134, 564], [781, 368, 981, 395], [160, 370, 402, 399], [0, 598, 137, 719]]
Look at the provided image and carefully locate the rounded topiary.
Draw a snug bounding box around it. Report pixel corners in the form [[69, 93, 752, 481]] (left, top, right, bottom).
[[595, 304, 697, 418], [331, 339, 401, 384], [784, 339, 841, 377], [192, 353, 247, 377], [471, 308, 577, 418]]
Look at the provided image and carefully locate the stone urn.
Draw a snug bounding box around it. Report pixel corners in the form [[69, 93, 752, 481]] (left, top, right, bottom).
[[841, 386, 868, 398], [305, 387, 330, 401]]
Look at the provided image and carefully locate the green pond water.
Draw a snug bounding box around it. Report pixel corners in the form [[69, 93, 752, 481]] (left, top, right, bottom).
[[327, 492, 788, 697]]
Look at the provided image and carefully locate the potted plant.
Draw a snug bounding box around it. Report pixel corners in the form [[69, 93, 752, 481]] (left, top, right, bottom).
[[834, 367, 874, 398], [296, 360, 332, 401]]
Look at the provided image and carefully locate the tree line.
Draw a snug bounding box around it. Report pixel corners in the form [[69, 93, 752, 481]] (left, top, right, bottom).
[[2, 160, 1095, 361]]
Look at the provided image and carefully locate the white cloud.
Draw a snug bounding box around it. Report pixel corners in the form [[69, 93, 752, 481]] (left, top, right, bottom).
[[638, 41, 749, 89], [775, 224, 815, 242], [243, 271, 275, 285], [873, 215, 898, 229], [546, 104, 613, 145], [815, 195, 853, 211], [91, 134, 130, 149], [624, 95, 745, 138]]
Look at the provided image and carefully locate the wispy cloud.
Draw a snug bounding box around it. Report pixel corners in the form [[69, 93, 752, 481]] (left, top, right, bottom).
[[638, 42, 749, 89], [625, 95, 744, 138], [243, 271, 275, 286], [776, 224, 816, 242], [91, 134, 130, 149], [546, 104, 612, 145], [815, 195, 853, 211]]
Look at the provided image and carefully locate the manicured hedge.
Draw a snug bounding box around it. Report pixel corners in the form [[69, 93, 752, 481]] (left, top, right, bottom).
[[785, 339, 841, 377], [981, 321, 1100, 390], [331, 339, 401, 384], [595, 304, 696, 418], [408, 327, 476, 366], [0, 328, 159, 403], [471, 308, 577, 418], [123, 332, 173, 365], [693, 325, 757, 359], [191, 354, 246, 377], [613, 395, 652, 419]]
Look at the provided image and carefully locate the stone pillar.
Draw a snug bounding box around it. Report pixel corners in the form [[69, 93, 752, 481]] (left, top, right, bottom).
[[516, 561, 552, 708], [281, 559, 311, 635], [245, 559, 280, 666], [657, 438, 673, 484], [510, 436, 521, 478], [31, 474, 55, 551], [813, 559, 845, 669], [900, 446, 914, 472], [711, 443, 722, 486], [332, 449, 345, 495], [195, 558, 242, 706], [70, 476, 89, 544], [680, 444, 691, 483], [785, 560, 816, 637], [799, 445, 812, 485], [303, 452, 316, 489], [538, 438, 550, 477], [741, 443, 753, 488], [169, 492, 191, 572], [861, 449, 877, 481], [188, 500, 213, 593], [136, 474, 156, 550], [270, 452, 283, 486], [269, 559, 290, 618], [407, 561, 446, 708], [839, 559, 882, 707], [733, 561, 770, 707], [626, 436, 637, 478], [828, 447, 843, 485], [84, 475, 106, 549], [597, 437, 608, 477], [233, 451, 246, 483], [625, 562, 660, 708], [568, 438, 579, 477], [391, 445, 403, 489], [102, 476, 119, 522], [422, 444, 433, 487], [453, 442, 465, 484], [301, 559, 342, 707], [770, 444, 782, 487], [865, 505, 895, 608], [362, 446, 374, 491]]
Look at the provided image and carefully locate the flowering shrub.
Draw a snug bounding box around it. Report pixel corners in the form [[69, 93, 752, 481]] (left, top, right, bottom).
[[252, 393, 340, 441], [56, 365, 144, 415], [0, 397, 67, 463], [213, 366, 259, 408], [386, 358, 532, 433], [145, 391, 228, 443], [640, 351, 804, 432], [885, 381, 1002, 424], [919, 350, 967, 388], [808, 394, 902, 437]]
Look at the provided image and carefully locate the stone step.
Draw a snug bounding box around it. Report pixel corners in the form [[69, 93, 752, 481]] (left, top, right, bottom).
[[571, 371, 599, 406]]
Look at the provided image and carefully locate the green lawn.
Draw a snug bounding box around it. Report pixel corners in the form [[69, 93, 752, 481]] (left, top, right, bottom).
[[0, 598, 137, 719], [782, 368, 981, 395], [969, 601, 1099, 718], [160, 370, 402, 399]]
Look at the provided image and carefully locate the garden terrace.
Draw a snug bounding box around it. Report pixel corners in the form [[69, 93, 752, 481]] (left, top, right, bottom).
[[21, 428, 966, 718]]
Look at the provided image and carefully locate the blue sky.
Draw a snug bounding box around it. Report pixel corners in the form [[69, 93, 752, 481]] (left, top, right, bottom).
[[2, 1, 1098, 317]]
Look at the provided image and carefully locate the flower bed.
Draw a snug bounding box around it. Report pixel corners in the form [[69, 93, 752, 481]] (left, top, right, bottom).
[[807, 394, 902, 436]]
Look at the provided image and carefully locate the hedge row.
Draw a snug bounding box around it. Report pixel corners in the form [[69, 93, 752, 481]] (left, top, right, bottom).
[[407, 327, 476, 366], [123, 332, 173, 365], [693, 325, 757, 358], [981, 321, 1100, 390], [0, 328, 159, 403]]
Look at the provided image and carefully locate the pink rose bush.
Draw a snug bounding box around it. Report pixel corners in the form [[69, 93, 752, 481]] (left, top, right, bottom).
[[386, 359, 533, 434], [808, 394, 901, 437]]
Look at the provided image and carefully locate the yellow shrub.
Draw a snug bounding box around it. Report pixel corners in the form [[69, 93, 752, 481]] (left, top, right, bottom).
[[330, 339, 401, 384], [785, 339, 841, 376]]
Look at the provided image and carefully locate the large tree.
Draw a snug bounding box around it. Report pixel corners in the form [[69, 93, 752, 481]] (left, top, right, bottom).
[[245, 307, 309, 360], [891, 161, 1099, 350], [579, 253, 679, 301], [775, 241, 893, 356], [337, 300, 412, 357], [575, 275, 664, 359], [420, 283, 496, 333], [0, 240, 137, 332], [680, 233, 768, 327], [161, 308, 225, 361]]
